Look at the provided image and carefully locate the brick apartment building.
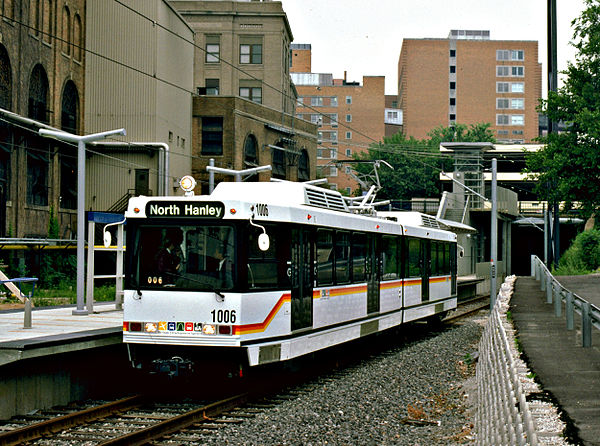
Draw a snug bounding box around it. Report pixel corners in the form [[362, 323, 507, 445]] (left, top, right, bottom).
[[291, 44, 385, 195], [398, 30, 541, 143]]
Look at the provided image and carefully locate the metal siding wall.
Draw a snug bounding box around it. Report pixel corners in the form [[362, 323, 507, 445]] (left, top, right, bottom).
[[85, 0, 194, 207]]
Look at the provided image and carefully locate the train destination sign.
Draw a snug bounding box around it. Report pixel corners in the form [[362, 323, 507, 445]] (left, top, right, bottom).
[[146, 201, 225, 218]]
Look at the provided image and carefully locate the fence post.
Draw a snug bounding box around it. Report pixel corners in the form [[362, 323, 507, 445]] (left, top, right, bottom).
[[554, 287, 562, 317], [582, 302, 592, 348], [546, 276, 553, 304], [531, 255, 535, 277], [566, 292, 574, 331], [541, 270, 546, 291], [24, 297, 32, 329]]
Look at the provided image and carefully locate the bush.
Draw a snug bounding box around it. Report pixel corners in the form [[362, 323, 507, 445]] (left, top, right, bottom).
[[554, 229, 600, 275]]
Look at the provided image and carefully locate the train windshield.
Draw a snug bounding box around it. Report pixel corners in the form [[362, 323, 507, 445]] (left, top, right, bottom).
[[129, 223, 236, 291]]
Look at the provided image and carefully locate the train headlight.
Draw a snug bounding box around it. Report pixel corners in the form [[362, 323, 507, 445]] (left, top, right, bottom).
[[145, 322, 158, 333], [202, 324, 217, 335], [179, 175, 197, 196]]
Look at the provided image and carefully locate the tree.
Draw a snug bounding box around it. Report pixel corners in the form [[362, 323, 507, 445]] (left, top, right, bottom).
[[527, 0, 600, 218], [355, 123, 495, 200]]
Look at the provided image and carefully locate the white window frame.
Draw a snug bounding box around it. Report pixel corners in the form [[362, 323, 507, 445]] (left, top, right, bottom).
[[496, 66, 510, 77], [345, 131, 352, 140], [345, 114, 352, 122], [511, 82, 525, 93], [511, 66, 524, 77], [496, 98, 509, 109], [511, 114, 524, 125], [511, 98, 524, 109], [496, 82, 509, 93], [496, 114, 509, 125], [345, 96, 352, 104]]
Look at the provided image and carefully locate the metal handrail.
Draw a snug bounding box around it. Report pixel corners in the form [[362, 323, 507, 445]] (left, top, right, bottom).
[[531, 255, 600, 347]]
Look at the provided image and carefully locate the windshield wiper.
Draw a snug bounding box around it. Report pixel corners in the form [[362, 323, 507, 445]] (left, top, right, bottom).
[[162, 271, 225, 299]]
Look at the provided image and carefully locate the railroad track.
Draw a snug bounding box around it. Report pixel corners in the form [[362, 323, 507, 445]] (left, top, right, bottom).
[[0, 393, 256, 445], [0, 297, 488, 445]]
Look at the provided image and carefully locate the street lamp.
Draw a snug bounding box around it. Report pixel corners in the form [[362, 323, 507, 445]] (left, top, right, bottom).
[[39, 128, 126, 315]]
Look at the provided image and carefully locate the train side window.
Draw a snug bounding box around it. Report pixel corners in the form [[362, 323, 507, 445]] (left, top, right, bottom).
[[335, 231, 350, 284], [444, 243, 451, 274], [248, 224, 280, 288], [316, 229, 333, 286], [407, 238, 421, 278], [351, 232, 366, 282], [431, 242, 439, 276], [382, 235, 398, 280]]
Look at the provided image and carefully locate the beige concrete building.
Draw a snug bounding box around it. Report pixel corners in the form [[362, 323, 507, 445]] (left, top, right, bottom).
[[171, 0, 296, 115], [85, 0, 194, 211], [398, 30, 542, 143], [170, 1, 317, 193], [0, 0, 85, 238]]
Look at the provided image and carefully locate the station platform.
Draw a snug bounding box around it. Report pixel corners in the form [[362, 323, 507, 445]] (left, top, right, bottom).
[[0, 304, 122, 367], [511, 275, 600, 446]]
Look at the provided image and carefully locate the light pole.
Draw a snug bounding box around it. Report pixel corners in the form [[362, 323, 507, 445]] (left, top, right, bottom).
[[39, 128, 126, 315]]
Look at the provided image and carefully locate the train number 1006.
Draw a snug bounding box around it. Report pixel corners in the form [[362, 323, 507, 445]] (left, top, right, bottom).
[[210, 309, 236, 324]]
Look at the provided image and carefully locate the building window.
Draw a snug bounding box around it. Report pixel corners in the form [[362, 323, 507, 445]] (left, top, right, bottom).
[[449, 113, 456, 121], [240, 44, 262, 64], [496, 82, 509, 93], [27, 147, 49, 206], [497, 129, 509, 135], [345, 114, 352, 122], [511, 98, 524, 109], [42, 0, 52, 44], [496, 66, 510, 77], [513, 130, 524, 135], [244, 134, 258, 172], [0, 45, 12, 111], [449, 98, 456, 106], [511, 82, 524, 93], [345, 96, 352, 104], [206, 36, 220, 63], [497, 98, 509, 109], [240, 87, 262, 104], [345, 148, 352, 157], [272, 144, 286, 179], [59, 147, 76, 209], [298, 149, 310, 181], [73, 14, 82, 61], [345, 131, 352, 139], [449, 81, 456, 90], [201, 117, 223, 155], [311, 96, 323, 107], [28, 64, 49, 123], [61, 6, 71, 55], [206, 78, 219, 95], [511, 66, 524, 76], [449, 49, 456, 57], [330, 96, 338, 107], [511, 114, 524, 125], [496, 114, 509, 125], [450, 65, 456, 73], [61, 80, 79, 134], [496, 50, 509, 60], [329, 166, 338, 177]]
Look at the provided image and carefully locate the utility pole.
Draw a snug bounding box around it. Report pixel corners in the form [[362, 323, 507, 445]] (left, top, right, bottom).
[[490, 158, 498, 309], [39, 128, 126, 315], [548, 0, 560, 268]]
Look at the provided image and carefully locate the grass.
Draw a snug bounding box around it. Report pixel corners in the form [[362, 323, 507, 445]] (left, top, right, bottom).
[[1, 284, 118, 307]]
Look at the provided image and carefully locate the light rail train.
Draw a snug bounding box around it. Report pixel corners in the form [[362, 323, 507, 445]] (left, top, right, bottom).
[[122, 180, 458, 376]]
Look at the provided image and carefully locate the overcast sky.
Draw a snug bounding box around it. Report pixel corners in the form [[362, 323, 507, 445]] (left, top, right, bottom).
[[280, 0, 586, 95]]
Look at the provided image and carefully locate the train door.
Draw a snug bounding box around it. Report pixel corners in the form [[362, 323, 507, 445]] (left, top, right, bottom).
[[366, 234, 380, 314], [421, 239, 430, 302], [291, 228, 313, 331], [450, 243, 457, 295]]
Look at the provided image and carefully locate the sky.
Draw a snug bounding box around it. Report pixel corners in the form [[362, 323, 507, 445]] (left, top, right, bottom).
[[280, 0, 587, 95]]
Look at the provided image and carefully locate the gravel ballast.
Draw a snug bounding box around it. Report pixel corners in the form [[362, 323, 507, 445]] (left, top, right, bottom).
[[202, 319, 484, 445]]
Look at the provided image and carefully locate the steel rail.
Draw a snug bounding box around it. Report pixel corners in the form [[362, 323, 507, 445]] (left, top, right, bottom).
[[98, 392, 250, 446], [0, 395, 144, 446]]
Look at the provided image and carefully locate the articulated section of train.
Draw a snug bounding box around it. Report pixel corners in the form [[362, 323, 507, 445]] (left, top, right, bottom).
[[122, 181, 457, 376]]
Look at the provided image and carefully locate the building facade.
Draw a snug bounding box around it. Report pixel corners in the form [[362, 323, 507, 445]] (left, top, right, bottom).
[[398, 30, 541, 143], [85, 0, 194, 210], [192, 96, 317, 192], [0, 0, 85, 238], [171, 0, 296, 115], [291, 46, 386, 194]]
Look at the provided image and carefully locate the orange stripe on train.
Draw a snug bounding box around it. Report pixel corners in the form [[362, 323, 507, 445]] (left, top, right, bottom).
[[233, 293, 291, 335]]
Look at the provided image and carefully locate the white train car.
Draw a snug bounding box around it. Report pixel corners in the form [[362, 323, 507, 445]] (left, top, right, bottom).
[[122, 180, 457, 375]]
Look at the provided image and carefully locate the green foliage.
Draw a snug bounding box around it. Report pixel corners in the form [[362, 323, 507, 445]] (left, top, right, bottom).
[[554, 229, 600, 275], [528, 0, 600, 218], [48, 206, 60, 239], [39, 251, 77, 288], [356, 123, 495, 200]]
